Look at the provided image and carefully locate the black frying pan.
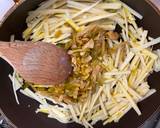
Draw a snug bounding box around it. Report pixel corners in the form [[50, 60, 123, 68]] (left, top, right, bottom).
[[0, 0, 160, 128]]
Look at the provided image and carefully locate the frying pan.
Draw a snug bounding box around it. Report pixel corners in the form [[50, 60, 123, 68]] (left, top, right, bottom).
[[0, 0, 160, 128]]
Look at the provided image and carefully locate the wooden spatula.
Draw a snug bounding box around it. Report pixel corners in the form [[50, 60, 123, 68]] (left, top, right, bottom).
[[0, 41, 72, 85]]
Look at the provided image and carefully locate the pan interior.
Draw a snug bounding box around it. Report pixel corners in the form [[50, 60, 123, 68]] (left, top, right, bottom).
[[0, 0, 160, 128]]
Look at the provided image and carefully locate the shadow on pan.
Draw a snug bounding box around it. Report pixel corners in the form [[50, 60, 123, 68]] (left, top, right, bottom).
[[0, 0, 160, 128]]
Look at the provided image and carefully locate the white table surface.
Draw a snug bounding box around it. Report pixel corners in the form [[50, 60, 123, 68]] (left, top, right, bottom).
[[0, 0, 15, 21]]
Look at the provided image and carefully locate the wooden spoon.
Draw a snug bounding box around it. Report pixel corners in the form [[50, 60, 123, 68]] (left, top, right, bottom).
[[0, 41, 72, 85]]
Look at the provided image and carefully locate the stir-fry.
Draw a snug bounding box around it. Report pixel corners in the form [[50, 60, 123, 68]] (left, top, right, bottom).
[[10, 0, 160, 127]]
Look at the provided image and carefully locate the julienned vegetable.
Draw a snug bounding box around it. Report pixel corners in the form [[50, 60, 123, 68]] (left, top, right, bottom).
[[10, 0, 160, 128]]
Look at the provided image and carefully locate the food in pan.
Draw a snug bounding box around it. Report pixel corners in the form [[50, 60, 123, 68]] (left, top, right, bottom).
[[10, 0, 160, 127]]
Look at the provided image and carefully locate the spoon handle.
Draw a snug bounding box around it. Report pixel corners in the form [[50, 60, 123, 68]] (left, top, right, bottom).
[[0, 41, 31, 47], [0, 41, 15, 56], [0, 41, 25, 56], [0, 41, 35, 67]]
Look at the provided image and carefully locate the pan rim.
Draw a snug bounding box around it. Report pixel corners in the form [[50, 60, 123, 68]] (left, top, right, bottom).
[[0, 0, 25, 27], [0, 0, 160, 128], [0, 108, 17, 128]]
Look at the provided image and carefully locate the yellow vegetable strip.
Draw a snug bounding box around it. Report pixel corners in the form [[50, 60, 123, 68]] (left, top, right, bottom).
[[99, 96, 108, 116], [127, 87, 142, 100], [31, 9, 76, 15], [67, 0, 106, 14], [73, 105, 80, 115], [114, 105, 131, 122], [37, 108, 49, 114], [71, 0, 102, 19], [52, 0, 102, 31], [138, 53, 146, 67], [118, 82, 141, 115], [83, 119, 94, 128], [115, 47, 121, 67], [120, 1, 143, 19], [51, 33, 71, 44], [88, 86, 103, 113], [103, 79, 115, 84], [79, 99, 89, 121], [142, 37, 160, 48], [44, 21, 49, 38], [64, 17, 81, 31], [119, 51, 134, 70], [140, 30, 148, 44], [142, 49, 158, 60], [103, 71, 130, 76], [123, 8, 129, 40], [78, 13, 117, 25], [108, 101, 127, 115], [134, 59, 154, 87], [120, 77, 142, 100], [140, 89, 156, 101], [97, 2, 122, 10], [68, 105, 79, 123]]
